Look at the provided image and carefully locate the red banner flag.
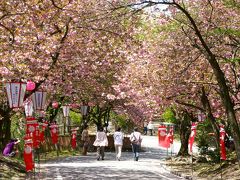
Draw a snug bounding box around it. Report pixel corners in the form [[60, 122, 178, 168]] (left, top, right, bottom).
[[23, 134, 34, 172], [71, 130, 77, 149], [220, 125, 227, 160], [50, 123, 59, 144], [39, 121, 48, 142], [189, 122, 198, 153], [167, 126, 174, 144], [26, 117, 39, 148], [158, 125, 170, 148]]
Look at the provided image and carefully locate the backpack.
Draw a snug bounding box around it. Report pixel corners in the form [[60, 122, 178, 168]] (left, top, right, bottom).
[[131, 133, 139, 144]]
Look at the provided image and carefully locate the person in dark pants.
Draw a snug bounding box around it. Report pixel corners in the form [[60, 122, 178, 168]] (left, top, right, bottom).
[[130, 127, 142, 161], [143, 120, 148, 135]]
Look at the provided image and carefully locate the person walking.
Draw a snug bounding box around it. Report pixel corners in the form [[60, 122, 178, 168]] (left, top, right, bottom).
[[93, 126, 108, 160], [113, 127, 124, 161], [130, 127, 142, 161], [143, 120, 148, 135], [147, 120, 154, 136], [81, 125, 90, 155]]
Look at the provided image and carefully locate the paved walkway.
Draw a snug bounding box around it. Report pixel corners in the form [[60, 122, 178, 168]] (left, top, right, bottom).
[[33, 136, 185, 180]]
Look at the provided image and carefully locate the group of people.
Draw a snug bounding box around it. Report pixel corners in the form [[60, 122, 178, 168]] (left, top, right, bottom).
[[82, 126, 143, 161], [143, 120, 154, 136], [2, 125, 143, 162]]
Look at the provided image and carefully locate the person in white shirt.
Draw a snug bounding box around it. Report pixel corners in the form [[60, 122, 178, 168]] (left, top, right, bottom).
[[113, 127, 124, 161], [130, 127, 142, 161], [93, 126, 108, 160], [147, 120, 154, 136]]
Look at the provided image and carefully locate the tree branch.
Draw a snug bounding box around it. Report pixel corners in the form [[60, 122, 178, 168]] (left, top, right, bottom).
[[175, 99, 204, 111]]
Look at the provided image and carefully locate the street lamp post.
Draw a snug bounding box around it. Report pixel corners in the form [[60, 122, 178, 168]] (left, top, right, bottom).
[[62, 105, 70, 134], [24, 100, 34, 117], [80, 105, 89, 126]]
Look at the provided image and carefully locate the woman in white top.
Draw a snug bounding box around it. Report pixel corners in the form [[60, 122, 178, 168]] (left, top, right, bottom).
[[113, 127, 124, 161], [147, 121, 154, 136], [93, 126, 108, 160], [130, 127, 142, 161]]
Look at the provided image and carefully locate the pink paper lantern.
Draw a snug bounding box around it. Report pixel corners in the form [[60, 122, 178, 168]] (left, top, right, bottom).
[[26, 81, 36, 91], [52, 101, 59, 109]]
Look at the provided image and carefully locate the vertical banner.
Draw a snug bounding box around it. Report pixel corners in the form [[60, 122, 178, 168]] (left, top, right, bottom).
[[167, 126, 174, 145], [71, 130, 77, 149], [26, 117, 39, 148], [50, 123, 59, 144], [23, 134, 34, 172], [158, 125, 170, 148], [189, 122, 198, 153], [219, 125, 227, 160], [39, 121, 49, 142]]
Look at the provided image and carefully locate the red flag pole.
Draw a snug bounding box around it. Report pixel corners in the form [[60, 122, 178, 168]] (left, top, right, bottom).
[[191, 152, 193, 179], [219, 124, 226, 180], [189, 122, 198, 179], [220, 158, 222, 180]]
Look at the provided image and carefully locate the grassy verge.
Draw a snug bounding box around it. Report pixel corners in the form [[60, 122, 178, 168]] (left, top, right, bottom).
[[38, 149, 82, 162], [165, 156, 240, 179], [0, 149, 82, 179]]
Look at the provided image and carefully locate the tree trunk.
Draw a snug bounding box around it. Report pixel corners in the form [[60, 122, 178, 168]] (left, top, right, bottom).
[[201, 87, 220, 149], [1, 110, 11, 148], [178, 111, 191, 156], [0, 120, 3, 150]]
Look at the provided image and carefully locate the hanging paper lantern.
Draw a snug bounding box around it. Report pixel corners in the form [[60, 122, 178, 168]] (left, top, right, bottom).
[[26, 81, 36, 91], [62, 105, 70, 117], [197, 112, 205, 122], [32, 91, 47, 111], [5, 82, 27, 108], [52, 101, 59, 109], [81, 105, 89, 116], [24, 100, 34, 117]]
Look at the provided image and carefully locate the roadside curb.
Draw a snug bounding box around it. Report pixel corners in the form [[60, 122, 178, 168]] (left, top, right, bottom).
[[161, 162, 193, 180]]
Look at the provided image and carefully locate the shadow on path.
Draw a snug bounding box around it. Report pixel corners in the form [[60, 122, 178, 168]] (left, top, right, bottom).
[[31, 136, 184, 180]]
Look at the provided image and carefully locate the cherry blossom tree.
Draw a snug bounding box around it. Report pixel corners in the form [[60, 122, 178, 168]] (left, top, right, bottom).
[[113, 0, 240, 162]]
